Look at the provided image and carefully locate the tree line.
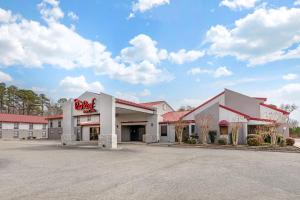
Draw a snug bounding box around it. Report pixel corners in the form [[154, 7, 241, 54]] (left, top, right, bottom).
[[0, 83, 67, 116]]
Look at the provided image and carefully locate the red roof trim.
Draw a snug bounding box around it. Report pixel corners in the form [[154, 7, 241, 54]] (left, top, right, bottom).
[[45, 115, 63, 120], [0, 113, 48, 124], [159, 120, 195, 124], [116, 98, 154, 111], [254, 97, 267, 101], [219, 105, 251, 119], [121, 121, 148, 123], [180, 91, 225, 119], [80, 122, 100, 126], [248, 117, 275, 123], [140, 101, 175, 111], [260, 103, 289, 115]]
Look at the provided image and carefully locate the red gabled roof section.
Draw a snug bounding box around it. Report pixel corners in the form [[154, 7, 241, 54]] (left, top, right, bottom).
[[220, 105, 276, 123], [116, 98, 154, 111], [260, 103, 289, 115], [161, 111, 190, 123], [0, 113, 48, 124], [254, 97, 267, 101], [140, 100, 175, 111], [45, 115, 63, 120], [139, 101, 165, 107], [180, 91, 225, 119]]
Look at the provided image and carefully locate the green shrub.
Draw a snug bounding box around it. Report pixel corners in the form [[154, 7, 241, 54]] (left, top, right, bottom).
[[261, 133, 271, 143], [276, 135, 285, 146], [286, 137, 295, 146], [218, 137, 227, 145], [247, 134, 263, 146], [208, 131, 217, 144], [187, 137, 196, 144], [190, 134, 198, 139], [247, 134, 258, 140], [247, 138, 260, 146]]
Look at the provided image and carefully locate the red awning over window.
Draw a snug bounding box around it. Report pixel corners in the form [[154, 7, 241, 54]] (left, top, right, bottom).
[[219, 120, 229, 126]]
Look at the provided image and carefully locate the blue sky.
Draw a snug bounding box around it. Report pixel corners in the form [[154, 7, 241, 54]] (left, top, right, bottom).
[[0, 0, 300, 119]]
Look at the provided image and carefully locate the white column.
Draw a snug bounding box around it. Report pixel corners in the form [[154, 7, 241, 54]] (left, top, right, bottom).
[[61, 100, 75, 145], [146, 112, 159, 143], [98, 93, 117, 149], [242, 123, 248, 144]]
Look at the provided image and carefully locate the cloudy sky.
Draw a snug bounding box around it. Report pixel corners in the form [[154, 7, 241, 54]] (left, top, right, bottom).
[[0, 0, 300, 119]]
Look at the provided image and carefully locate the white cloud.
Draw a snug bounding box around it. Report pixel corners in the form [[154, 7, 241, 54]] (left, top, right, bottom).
[[115, 89, 151, 102], [206, 7, 300, 66], [119, 34, 167, 64], [295, 0, 300, 6], [140, 89, 151, 96], [59, 75, 104, 94], [262, 83, 300, 120], [38, 0, 64, 23], [187, 66, 233, 78], [0, 4, 172, 85], [169, 49, 205, 64], [67, 11, 78, 21], [187, 67, 212, 75], [0, 70, 12, 82], [214, 66, 233, 78], [283, 73, 298, 81], [220, 0, 260, 10], [129, 0, 170, 18]]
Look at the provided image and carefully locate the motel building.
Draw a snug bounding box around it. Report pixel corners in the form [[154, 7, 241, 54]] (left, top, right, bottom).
[[57, 89, 289, 149], [0, 89, 290, 149], [0, 113, 48, 139]]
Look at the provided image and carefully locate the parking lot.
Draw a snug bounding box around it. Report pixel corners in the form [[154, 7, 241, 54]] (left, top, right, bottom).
[[0, 140, 300, 200]]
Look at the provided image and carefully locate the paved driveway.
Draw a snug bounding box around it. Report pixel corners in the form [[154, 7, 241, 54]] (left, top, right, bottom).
[[0, 140, 300, 200]]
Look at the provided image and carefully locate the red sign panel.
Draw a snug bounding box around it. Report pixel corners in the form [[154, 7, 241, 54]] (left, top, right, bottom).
[[74, 98, 96, 113]]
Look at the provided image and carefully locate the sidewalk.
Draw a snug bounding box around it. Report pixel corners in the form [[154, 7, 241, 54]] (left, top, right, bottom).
[[294, 139, 300, 148]]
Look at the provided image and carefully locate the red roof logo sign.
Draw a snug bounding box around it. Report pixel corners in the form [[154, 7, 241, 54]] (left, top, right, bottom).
[[74, 98, 96, 113]]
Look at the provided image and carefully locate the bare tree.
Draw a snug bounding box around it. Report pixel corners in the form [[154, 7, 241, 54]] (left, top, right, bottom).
[[195, 114, 213, 144], [280, 103, 297, 127], [230, 121, 243, 146], [175, 119, 188, 144], [266, 112, 286, 146]]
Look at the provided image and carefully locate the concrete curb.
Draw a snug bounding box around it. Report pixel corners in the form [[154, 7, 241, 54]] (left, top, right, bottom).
[[149, 143, 300, 153]]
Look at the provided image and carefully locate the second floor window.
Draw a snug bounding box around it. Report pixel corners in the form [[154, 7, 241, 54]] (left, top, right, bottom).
[[58, 120, 61, 128], [0, 122, 2, 129], [50, 121, 53, 128], [29, 124, 33, 130], [14, 123, 19, 129], [43, 124, 46, 130], [87, 116, 91, 121], [77, 117, 80, 126]]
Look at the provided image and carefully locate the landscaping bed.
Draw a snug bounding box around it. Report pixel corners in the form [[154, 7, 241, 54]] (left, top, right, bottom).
[[170, 143, 300, 153]]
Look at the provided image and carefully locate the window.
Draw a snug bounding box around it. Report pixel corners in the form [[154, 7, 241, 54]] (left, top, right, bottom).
[[50, 121, 53, 128], [87, 116, 91, 121], [58, 120, 61, 128], [29, 124, 33, 130], [14, 131, 18, 138], [161, 125, 167, 136], [77, 117, 80, 126], [0, 122, 2, 129], [43, 124, 46, 130], [14, 123, 19, 129], [191, 125, 195, 134], [42, 131, 46, 138]]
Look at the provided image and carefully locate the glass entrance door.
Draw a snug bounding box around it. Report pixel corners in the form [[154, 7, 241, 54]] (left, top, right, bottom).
[[90, 127, 100, 141]]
